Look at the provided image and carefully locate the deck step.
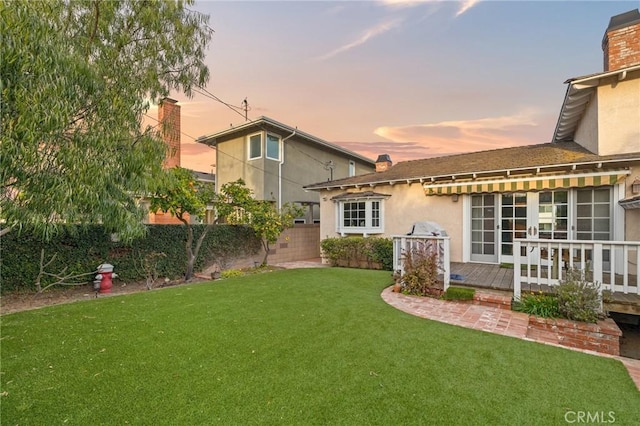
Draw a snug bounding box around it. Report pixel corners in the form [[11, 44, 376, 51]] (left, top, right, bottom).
[[473, 291, 512, 310]]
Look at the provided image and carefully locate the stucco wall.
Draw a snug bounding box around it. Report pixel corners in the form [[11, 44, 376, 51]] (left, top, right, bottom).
[[319, 183, 464, 262], [596, 73, 640, 155], [574, 94, 598, 153]]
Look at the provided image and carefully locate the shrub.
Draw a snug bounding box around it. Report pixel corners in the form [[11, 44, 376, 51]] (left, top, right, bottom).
[[220, 269, 244, 279], [513, 291, 559, 318], [401, 245, 439, 296], [442, 286, 475, 301], [320, 237, 392, 270], [555, 268, 602, 323]]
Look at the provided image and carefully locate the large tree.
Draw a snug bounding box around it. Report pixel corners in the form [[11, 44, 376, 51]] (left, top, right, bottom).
[[0, 0, 212, 241]]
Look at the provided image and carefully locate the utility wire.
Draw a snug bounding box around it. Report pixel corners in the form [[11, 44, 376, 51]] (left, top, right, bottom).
[[193, 86, 333, 168]]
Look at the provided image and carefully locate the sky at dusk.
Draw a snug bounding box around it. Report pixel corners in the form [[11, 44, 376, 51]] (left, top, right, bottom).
[[151, 0, 638, 173]]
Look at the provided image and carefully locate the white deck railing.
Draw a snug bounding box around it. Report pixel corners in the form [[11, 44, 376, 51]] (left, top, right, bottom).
[[513, 239, 640, 300], [392, 236, 451, 291]]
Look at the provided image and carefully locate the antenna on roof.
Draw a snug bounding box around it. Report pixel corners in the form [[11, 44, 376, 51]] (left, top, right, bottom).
[[242, 98, 248, 121]]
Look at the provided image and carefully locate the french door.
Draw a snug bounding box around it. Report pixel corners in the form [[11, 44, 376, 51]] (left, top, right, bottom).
[[471, 190, 575, 264]]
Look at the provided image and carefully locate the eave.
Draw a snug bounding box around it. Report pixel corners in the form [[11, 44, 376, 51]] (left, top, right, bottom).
[[553, 65, 640, 142]]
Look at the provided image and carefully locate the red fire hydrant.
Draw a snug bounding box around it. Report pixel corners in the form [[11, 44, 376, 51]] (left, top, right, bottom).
[[95, 263, 117, 294]]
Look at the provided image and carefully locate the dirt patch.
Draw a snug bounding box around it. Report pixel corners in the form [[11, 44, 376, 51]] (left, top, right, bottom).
[[0, 278, 209, 316]]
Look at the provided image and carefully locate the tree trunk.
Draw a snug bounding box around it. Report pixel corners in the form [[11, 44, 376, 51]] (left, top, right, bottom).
[[184, 223, 195, 281], [261, 239, 270, 266]]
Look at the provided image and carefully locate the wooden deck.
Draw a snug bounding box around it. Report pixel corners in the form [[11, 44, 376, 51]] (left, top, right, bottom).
[[450, 262, 640, 315]]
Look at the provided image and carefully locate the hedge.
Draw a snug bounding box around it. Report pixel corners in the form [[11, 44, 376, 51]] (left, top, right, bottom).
[[0, 224, 261, 293], [320, 237, 393, 270]]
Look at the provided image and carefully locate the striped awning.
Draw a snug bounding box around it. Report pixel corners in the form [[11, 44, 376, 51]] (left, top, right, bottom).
[[423, 171, 629, 196]]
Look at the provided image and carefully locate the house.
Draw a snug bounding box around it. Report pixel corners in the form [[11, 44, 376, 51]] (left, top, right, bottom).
[[305, 9, 640, 295], [196, 117, 376, 223], [146, 98, 216, 225]]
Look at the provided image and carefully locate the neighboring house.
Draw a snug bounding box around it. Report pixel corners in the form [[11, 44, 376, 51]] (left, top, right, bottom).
[[306, 9, 640, 273], [146, 98, 216, 225], [196, 117, 376, 223]]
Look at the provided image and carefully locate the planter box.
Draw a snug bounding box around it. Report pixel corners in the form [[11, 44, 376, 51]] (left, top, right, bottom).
[[526, 316, 622, 356]]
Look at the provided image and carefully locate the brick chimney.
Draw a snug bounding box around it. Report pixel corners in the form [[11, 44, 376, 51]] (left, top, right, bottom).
[[375, 154, 392, 172], [602, 9, 640, 72], [158, 98, 181, 168]]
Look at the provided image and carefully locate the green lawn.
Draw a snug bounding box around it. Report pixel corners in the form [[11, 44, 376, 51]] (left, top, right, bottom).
[[1, 268, 638, 425]]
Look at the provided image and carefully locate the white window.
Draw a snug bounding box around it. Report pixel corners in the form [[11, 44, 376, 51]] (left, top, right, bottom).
[[576, 187, 611, 241], [248, 133, 262, 160], [348, 161, 355, 177], [337, 198, 384, 235], [266, 134, 280, 161]]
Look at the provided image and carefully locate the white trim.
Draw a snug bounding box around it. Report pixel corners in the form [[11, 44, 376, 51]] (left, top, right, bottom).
[[336, 198, 385, 235], [613, 182, 625, 241], [462, 194, 471, 263]]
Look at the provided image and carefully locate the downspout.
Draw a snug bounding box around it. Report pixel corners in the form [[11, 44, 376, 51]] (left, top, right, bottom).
[[279, 129, 297, 210]]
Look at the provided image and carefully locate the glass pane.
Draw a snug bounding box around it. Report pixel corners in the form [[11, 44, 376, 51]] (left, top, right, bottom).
[[502, 195, 513, 206], [484, 194, 494, 204], [472, 209, 482, 218], [266, 134, 280, 160], [472, 196, 482, 206], [483, 218, 494, 229], [249, 134, 261, 159], [577, 190, 591, 203], [577, 219, 591, 231], [577, 205, 591, 217], [594, 189, 610, 202], [555, 191, 568, 203], [594, 204, 609, 218], [515, 207, 526, 218], [556, 219, 568, 231], [556, 205, 568, 218], [472, 219, 482, 230], [472, 231, 482, 241], [484, 244, 495, 255], [502, 244, 513, 255], [539, 192, 552, 203], [472, 243, 482, 254], [484, 231, 495, 242], [502, 207, 513, 217], [594, 219, 609, 232]]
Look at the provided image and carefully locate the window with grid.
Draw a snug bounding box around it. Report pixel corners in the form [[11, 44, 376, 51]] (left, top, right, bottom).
[[343, 202, 366, 228], [576, 188, 611, 241], [538, 190, 568, 240], [337, 198, 385, 234]]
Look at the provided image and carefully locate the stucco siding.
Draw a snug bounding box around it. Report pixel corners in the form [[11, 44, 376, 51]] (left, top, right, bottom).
[[319, 183, 464, 262], [597, 73, 640, 155], [574, 94, 599, 153]]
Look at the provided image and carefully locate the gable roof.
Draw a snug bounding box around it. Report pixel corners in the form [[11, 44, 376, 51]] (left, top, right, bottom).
[[305, 142, 640, 190], [553, 64, 640, 142], [196, 116, 375, 165]]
